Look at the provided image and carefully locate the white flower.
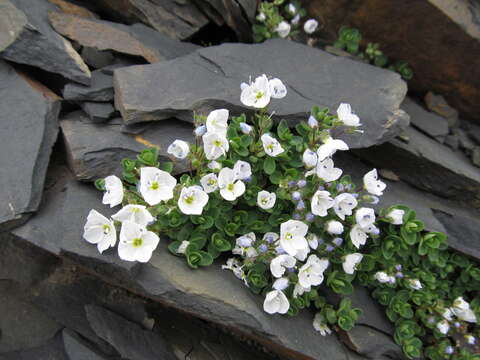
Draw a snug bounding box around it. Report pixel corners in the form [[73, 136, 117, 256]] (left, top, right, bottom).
[[374, 271, 392, 284], [317, 136, 349, 161], [442, 308, 454, 321], [437, 320, 450, 334], [308, 115, 319, 128], [176, 240, 190, 254], [313, 313, 332, 336], [311, 190, 334, 217], [326, 220, 344, 235], [387, 209, 405, 225], [256, 12, 266, 21], [337, 103, 361, 127], [118, 221, 160, 262], [363, 169, 386, 196], [236, 232, 256, 247], [316, 158, 342, 182], [350, 224, 368, 248], [263, 290, 290, 314], [202, 132, 229, 160], [293, 282, 310, 298], [102, 175, 124, 208], [287, 3, 296, 14], [307, 233, 319, 249], [240, 74, 271, 108], [408, 279, 423, 290], [245, 247, 258, 258], [452, 297, 477, 323], [206, 109, 229, 137], [139, 167, 177, 205], [83, 209, 116, 253], [303, 19, 318, 34], [167, 139, 190, 159], [233, 160, 252, 180], [273, 277, 290, 291], [200, 173, 218, 193], [112, 205, 154, 227], [465, 335, 476, 345], [303, 148, 318, 168], [299, 255, 329, 288], [218, 167, 245, 201], [194, 125, 207, 137], [280, 220, 309, 256], [261, 133, 284, 157], [257, 190, 276, 210], [207, 161, 221, 170], [291, 13, 300, 25], [355, 207, 376, 229], [294, 245, 310, 261], [263, 232, 280, 243], [270, 254, 296, 278], [343, 253, 363, 274], [268, 78, 287, 99], [333, 193, 357, 220], [275, 21, 291, 38], [178, 186, 209, 215]]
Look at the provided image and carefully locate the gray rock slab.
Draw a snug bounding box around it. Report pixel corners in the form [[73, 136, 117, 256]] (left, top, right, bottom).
[[0, 0, 90, 85], [0, 333, 69, 360], [0, 280, 62, 353], [60, 111, 193, 181], [114, 39, 409, 149], [401, 97, 449, 139], [0, 0, 26, 51], [86, 305, 176, 360], [80, 102, 116, 123], [0, 60, 60, 230], [80, 47, 115, 69], [62, 330, 110, 360], [63, 70, 113, 101], [354, 126, 480, 208], [49, 12, 200, 63]]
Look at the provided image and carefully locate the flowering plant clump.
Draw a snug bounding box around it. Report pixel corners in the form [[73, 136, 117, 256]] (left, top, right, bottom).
[[253, 0, 318, 42], [84, 75, 479, 360]]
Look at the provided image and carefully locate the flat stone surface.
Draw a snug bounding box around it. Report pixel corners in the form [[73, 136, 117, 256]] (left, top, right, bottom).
[[86, 305, 176, 360], [63, 70, 113, 102], [0, 0, 90, 85], [49, 12, 199, 63], [0, 333, 69, 360], [0, 60, 60, 230], [48, 0, 98, 19], [0, 0, 27, 51], [401, 97, 449, 139], [88, 0, 209, 40], [114, 39, 409, 149], [80, 102, 115, 123], [60, 111, 193, 181], [354, 126, 480, 207], [62, 330, 109, 360]]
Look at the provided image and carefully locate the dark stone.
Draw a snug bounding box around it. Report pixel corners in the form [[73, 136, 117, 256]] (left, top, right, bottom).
[[85, 305, 176, 360], [114, 39, 409, 150], [63, 69, 113, 101], [306, 0, 480, 123], [469, 124, 480, 144], [0, 280, 62, 353], [80, 47, 115, 69], [62, 329, 111, 360], [80, 102, 116, 123], [444, 134, 459, 150], [354, 126, 480, 208], [60, 111, 193, 180], [0, 60, 60, 230], [473, 147, 480, 167], [48, 12, 200, 63], [84, 0, 209, 40], [401, 97, 449, 139], [0, 333, 69, 360], [453, 128, 476, 152], [0, 0, 91, 85], [424, 92, 459, 127]]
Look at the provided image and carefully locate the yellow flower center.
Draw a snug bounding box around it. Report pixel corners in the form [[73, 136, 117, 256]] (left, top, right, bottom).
[[102, 224, 111, 234], [214, 140, 222, 147], [150, 181, 159, 190], [132, 238, 143, 247], [256, 91, 264, 100], [184, 195, 194, 204], [285, 232, 293, 240], [227, 183, 234, 191]]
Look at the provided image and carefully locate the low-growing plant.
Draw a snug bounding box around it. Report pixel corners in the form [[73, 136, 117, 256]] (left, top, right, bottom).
[[84, 75, 478, 359], [334, 26, 414, 80]]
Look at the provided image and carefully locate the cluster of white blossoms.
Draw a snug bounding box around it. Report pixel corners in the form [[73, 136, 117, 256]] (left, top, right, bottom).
[[437, 297, 478, 335]]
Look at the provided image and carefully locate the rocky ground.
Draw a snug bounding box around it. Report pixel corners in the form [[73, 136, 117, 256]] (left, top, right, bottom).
[[0, 0, 480, 359]]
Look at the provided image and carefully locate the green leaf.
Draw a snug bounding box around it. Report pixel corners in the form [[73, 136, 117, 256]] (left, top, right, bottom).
[[263, 157, 276, 175], [160, 161, 174, 173], [137, 148, 159, 166], [94, 178, 106, 191], [277, 119, 290, 140]]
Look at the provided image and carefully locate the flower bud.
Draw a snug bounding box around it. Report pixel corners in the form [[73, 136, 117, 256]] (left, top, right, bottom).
[[292, 191, 301, 201], [326, 220, 344, 235], [239, 122, 252, 134], [194, 125, 207, 136], [297, 179, 307, 188], [305, 212, 314, 222], [308, 115, 318, 128], [332, 237, 343, 246], [293, 213, 301, 220], [444, 346, 454, 355], [258, 244, 268, 253], [303, 149, 318, 168], [296, 200, 305, 210]]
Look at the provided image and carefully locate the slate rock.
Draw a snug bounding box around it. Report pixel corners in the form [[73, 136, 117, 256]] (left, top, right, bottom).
[[473, 147, 480, 168], [0, 0, 91, 85], [47, 0, 99, 19], [63, 69, 113, 101], [444, 134, 459, 150], [354, 126, 480, 207], [80, 47, 115, 69], [0, 280, 62, 353], [307, 0, 480, 122], [453, 128, 476, 152], [401, 97, 449, 139], [80, 102, 116, 123], [424, 91, 459, 127], [60, 111, 193, 180], [84, 0, 209, 40], [469, 124, 480, 144], [0, 0, 27, 51], [62, 329, 112, 360], [49, 12, 200, 63], [114, 39, 409, 149], [0, 333, 69, 360], [0, 60, 60, 230], [86, 305, 176, 360]]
